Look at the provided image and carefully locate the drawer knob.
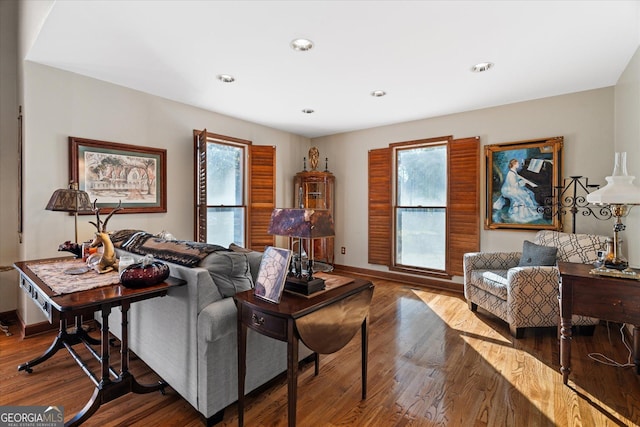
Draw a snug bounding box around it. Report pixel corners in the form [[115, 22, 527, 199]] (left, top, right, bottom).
[[251, 313, 265, 326]]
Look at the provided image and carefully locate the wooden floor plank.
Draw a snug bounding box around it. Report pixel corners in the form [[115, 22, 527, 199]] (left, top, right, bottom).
[[1, 279, 639, 426]]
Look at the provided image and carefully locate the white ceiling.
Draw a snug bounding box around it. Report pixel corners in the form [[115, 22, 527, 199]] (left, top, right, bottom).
[[27, 1, 640, 138]]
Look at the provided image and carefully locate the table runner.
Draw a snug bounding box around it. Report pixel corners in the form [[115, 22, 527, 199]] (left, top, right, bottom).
[[27, 259, 120, 296]]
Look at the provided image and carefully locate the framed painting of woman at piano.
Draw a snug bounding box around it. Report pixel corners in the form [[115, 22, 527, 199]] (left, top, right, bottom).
[[485, 137, 563, 230]]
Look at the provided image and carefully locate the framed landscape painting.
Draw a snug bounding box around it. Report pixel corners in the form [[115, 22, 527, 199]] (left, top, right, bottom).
[[70, 137, 167, 214], [485, 137, 563, 231]]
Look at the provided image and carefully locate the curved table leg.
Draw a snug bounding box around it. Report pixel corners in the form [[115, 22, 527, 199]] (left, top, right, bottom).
[[18, 319, 68, 373]]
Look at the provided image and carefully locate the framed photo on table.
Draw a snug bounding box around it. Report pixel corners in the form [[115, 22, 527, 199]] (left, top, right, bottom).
[[485, 137, 563, 231], [70, 137, 167, 214], [254, 246, 292, 304]]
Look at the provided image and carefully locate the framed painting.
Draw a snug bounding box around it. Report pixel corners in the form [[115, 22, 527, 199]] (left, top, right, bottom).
[[254, 246, 293, 304], [485, 136, 563, 230], [70, 137, 167, 214]]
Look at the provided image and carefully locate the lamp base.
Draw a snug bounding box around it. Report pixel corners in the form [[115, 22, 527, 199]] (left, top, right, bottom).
[[285, 275, 325, 295]]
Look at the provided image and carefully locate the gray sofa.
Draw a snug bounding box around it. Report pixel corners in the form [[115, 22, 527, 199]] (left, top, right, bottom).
[[102, 233, 311, 425]]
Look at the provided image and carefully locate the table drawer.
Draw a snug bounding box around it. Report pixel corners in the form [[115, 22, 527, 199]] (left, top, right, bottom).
[[242, 307, 287, 341], [19, 275, 53, 322]]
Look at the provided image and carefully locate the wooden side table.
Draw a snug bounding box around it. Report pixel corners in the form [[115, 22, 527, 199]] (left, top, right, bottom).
[[14, 258, 185, 426], [558, 261, 640, 384], [234, 276, 374, 427]]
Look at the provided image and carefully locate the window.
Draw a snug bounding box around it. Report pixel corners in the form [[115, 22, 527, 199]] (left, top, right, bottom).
[[368, 136, 479, 277], [194, 130, 275, 250], [395, 142, 447, 271]]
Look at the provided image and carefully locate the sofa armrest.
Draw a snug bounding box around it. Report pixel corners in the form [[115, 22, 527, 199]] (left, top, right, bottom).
[[198, 297, 238, 343]]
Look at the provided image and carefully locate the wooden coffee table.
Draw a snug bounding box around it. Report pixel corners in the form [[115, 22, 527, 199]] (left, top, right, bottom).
[[234, 275, 374, 427], [14, 258, 185, 426]]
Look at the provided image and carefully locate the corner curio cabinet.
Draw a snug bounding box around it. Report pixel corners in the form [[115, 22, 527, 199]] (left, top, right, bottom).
[[294, 170, 335, 264]]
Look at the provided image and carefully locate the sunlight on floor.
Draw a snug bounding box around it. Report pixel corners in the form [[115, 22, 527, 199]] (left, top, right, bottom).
[[408, 288, 637, 426]]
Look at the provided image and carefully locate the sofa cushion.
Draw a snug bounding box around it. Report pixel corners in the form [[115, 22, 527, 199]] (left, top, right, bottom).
[[518, 240, 557, 267], [229, 244, 264, 283], [535, 230, 607, 264], [112, 229, 228, 267], [469, 269, 509, 301], [199, 251, 254, 297]]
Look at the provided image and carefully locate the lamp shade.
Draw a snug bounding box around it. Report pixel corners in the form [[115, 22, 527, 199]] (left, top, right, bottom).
[[45, 183, 93, 213], [268, 208, 334, 238], [586, 152, 640, 205]]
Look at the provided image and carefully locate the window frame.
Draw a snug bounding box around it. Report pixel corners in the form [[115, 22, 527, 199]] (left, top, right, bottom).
[[194, 130, 250, 247], [391, 137, 450, 276]]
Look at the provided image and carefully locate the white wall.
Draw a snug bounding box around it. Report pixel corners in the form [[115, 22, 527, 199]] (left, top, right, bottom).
[[313, 88, 616, 283], [615, 45, 640, 268], [0, 0, 20, 313], [18, 63, 309, 324]]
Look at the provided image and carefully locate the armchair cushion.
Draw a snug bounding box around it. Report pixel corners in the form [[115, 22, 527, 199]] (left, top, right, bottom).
[[469, 269, 509, 300], [518, 240, 557, 267]]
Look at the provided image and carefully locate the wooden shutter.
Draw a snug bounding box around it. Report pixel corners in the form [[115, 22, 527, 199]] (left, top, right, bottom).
[[249, 145, 275, 251], [447, 136, 480, 276], [368, 148, 392, 265], [194, 129, 207, 242]]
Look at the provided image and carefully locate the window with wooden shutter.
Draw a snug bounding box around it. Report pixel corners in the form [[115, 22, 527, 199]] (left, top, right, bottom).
[[194, 130, 275, 250], [368, 137, 480, 278], [368, 148, 392, 265], [447, 137, 480, 276], [249, 145, 275, 251]]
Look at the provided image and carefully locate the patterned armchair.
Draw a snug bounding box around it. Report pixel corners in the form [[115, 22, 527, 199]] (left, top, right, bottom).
[[463, 230, 608, 338]]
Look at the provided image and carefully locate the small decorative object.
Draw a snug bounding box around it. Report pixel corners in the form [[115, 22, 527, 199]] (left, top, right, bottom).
[[58, 240, 83, 258], [88, 200, 122, 274], [254, 246, 292, 303], [120, 254, 170, 288], [309, 146, 320, 171], [118, 256, 135, 274]]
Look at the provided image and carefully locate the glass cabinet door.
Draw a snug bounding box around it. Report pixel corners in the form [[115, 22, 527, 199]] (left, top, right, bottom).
[[294, 170, 335, 264]]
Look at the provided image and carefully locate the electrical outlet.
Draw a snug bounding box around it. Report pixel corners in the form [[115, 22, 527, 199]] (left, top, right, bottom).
[[341, 246, 346, 254]]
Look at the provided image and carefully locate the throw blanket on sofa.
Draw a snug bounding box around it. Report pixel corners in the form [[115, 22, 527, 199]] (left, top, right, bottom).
[[111, 229, 228, 267]]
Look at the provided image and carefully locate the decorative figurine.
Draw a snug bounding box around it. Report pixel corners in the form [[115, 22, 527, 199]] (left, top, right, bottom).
[[88, 200, 122, 273], [309, 146, 320, 171]]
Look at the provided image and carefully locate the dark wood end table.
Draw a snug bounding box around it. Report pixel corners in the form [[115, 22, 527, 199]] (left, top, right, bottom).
[[14, 258, 186, 426], [558, 261, 640, 384], [234, 276, 374, 427]]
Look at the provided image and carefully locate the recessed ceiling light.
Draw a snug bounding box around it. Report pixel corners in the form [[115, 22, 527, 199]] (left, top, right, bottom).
[[217, 74, 235, 83], [291, 38, 314, 51], [302, 109, 315, 114], [471, 62, 494, 73], [371, 90, 386, 97]]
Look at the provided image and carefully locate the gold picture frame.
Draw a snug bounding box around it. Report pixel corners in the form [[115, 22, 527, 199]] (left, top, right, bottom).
[[485, 137, 563, 230]]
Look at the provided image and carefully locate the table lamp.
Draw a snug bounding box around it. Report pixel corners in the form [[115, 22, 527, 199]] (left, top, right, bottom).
[[46, 181, 93, 244], [586, 152, 640, 270], [267, 208, 335, 295]]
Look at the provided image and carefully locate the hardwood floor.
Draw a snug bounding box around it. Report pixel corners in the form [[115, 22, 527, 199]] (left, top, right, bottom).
[[1, 279, 639, 426]]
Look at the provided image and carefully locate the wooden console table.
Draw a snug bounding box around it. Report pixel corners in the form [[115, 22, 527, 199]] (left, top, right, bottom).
[[558, 261, 640, 384], [14, 258, 185, 426], [234, 276, 374, 427]]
